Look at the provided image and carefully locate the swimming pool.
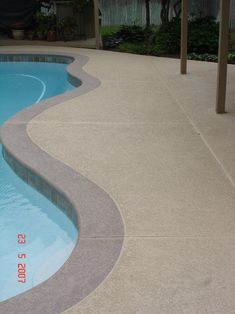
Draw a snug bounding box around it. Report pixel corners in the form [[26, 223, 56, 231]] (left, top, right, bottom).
[[0, 61, 78, 301]]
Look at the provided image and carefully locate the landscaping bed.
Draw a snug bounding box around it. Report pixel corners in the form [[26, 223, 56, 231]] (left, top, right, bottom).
[[102, 16, 235, 64]]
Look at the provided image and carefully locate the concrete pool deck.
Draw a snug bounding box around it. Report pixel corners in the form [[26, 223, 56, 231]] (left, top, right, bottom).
[[1, 46, 235, 313]]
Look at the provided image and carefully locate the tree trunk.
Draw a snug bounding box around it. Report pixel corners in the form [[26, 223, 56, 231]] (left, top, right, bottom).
[[173, 0, 181, 17], [160, 0, 171, 26], [145, 0, 151, 28]]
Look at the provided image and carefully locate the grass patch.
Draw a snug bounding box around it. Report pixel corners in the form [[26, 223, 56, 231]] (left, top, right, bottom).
[[101, 25, 121, 38], [230, 32, 235, 44], [230, 31, 235, 52], [116, 42, 160, 56]]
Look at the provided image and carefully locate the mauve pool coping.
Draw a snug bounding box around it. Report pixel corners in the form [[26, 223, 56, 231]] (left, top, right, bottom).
[[0, 50, 124, 314]]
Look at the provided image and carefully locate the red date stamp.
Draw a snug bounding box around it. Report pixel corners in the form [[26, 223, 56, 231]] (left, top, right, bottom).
[[17, 234, 27, 283]]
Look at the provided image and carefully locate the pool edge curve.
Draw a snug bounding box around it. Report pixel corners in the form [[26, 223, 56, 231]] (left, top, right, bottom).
[[0, 51, 124, 314]]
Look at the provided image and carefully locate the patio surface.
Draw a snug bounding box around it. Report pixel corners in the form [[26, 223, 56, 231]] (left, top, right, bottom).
[[1, 46, 235, 313]]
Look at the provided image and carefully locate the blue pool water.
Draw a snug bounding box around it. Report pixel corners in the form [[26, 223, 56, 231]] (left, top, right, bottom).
[[0, 62, 74, 124], [0, 61, 78, 301]]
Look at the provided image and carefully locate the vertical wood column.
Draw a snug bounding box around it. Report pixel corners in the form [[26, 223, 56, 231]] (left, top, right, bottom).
[[216, 0, 230, 113], [94, 0, 100, 49], [180, 0, 189, 74]]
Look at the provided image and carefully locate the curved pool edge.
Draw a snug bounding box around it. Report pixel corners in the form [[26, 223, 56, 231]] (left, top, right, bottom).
[[0, 51, 124, 314]]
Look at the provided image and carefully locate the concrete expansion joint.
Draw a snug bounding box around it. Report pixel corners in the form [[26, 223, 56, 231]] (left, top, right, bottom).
[[150, 59, 235, 191]]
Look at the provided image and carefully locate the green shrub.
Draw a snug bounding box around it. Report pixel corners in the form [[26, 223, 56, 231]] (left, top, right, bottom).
[[116, 25, 150, 43], [188, 16, 219, 53], [102, 16, 221, 57], [156, 16, 219, 54], [152, 16, 223, 55], [116, 25, 155, 43], [156, 17, 181, 54], [103, 25, 156, 49]]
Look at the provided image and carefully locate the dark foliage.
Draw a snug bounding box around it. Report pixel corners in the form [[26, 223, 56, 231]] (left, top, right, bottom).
[[102, 16, 220, 56], [103, 25, 156, 49], [156, 16, 219, 54], [188, 16, 219, 54], [116, 25, 147, 43], [156, 17, 181, 53]]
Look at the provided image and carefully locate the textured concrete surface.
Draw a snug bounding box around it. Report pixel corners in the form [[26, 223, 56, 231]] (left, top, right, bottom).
[[2, 46, 235, 313]]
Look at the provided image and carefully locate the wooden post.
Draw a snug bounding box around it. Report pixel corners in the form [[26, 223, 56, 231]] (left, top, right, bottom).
[[94, 0, 100, 49], [216, 0, 230, 113], [180, 0, 189, 74]]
